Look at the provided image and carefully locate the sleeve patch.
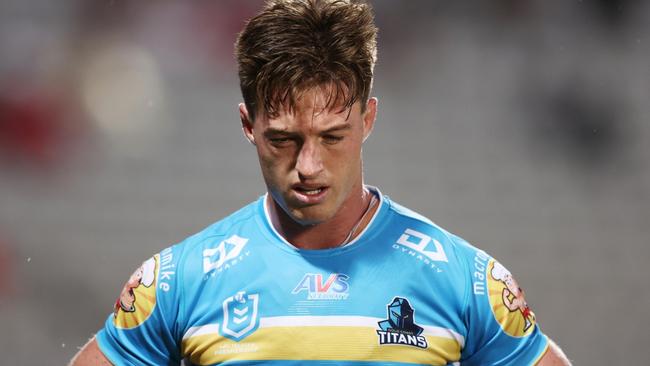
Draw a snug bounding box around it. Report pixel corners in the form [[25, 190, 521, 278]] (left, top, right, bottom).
[[113, 254, 159, 329], [487, 260, 536, 337]]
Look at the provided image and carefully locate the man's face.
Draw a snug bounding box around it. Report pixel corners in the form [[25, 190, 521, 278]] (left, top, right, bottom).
[[241, 88, 377, 225]]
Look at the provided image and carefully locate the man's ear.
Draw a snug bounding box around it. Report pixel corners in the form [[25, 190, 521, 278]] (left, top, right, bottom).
[[239, 103, 255, 145], [362, 97, 377, 142]]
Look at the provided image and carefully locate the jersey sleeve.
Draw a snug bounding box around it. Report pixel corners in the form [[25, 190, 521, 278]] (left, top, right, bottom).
[[96, 244, 184, 365], [455, 237, 549, 365]]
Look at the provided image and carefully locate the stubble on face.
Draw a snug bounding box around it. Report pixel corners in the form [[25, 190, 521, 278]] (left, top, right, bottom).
[[252, 88, 370, 227]]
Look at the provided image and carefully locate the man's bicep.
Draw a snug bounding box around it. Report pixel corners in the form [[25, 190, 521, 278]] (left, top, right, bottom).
[[70, 337, 112, 366], [94, 247, 184, 364], [456, 243, 548, 364]]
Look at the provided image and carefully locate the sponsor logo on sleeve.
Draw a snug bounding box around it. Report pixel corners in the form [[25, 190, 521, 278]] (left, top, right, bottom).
[[487, 260, 536, 337], [472, 250, 489, 295], [113, 255, 158, 329], [291, 273, 350, 300], [158, 247, 175, 292], [220, 291, 260, 341], [376, 297, 428, 349]]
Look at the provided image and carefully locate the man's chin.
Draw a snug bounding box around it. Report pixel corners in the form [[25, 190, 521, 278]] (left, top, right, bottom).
[[287, 206, 334, 226]]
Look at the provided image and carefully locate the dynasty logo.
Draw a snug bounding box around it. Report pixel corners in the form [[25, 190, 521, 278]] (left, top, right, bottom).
[[377, 297, 428, 349]]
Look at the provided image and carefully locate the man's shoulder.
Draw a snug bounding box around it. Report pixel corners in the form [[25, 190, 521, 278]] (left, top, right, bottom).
[[382, 196, 487, 268], [175, 197, 262, 250], [157, 197, 264, 279]]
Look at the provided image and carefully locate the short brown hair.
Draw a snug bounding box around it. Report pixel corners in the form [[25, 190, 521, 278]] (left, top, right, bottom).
[[235, 0, 378, 121]]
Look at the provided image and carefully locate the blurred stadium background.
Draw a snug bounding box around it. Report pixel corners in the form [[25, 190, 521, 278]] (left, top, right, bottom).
[[0, 0, 648, 364]]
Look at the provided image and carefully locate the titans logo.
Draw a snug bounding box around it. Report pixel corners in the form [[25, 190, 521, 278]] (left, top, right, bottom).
[[377, 297, 428, 349]]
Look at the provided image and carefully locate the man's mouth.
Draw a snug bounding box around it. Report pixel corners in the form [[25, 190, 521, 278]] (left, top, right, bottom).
[[295, 187, 324, 195], [292, 185, 329, 204]]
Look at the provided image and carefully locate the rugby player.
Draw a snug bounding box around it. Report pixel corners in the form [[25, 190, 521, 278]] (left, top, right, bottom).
[[72, 1, 571, 364]]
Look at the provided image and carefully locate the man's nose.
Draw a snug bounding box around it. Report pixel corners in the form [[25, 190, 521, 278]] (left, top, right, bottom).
[[295, 140, 324, 179]]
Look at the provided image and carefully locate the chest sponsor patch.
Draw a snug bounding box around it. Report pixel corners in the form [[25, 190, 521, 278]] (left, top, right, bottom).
[[376, 297, 428, 349], [487, 259, 536, 337], [113, 255, 158, 329], [292, 273, 350, 300]]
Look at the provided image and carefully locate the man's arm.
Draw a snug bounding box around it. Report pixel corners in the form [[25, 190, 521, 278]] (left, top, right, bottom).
[[69, 336, 112, 366], [537, 338, 572, 366]]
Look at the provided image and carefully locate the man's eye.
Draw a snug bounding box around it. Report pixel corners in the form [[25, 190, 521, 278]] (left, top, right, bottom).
[[269, 137, 292, 146], [323, 135, 344, 144]]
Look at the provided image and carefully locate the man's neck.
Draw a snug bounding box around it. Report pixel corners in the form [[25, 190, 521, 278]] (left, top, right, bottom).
[[267, 186, 379, 250]]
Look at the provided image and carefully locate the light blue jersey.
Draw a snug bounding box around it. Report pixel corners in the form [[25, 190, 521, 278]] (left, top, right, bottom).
[[97, 188, 548, 365]]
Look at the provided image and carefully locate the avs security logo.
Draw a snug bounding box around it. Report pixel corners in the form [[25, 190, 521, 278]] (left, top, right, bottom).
[[221, 291, 260, 341], [377, 297, 428, 349], [203, 235, 250, 275], [292, 273, 350, 300]]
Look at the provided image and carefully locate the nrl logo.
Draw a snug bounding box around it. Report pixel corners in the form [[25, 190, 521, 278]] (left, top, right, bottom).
[[221, 291, 260, 341]]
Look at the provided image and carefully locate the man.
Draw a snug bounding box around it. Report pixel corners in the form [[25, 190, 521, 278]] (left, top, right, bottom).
[[72, 0, 571, 364]]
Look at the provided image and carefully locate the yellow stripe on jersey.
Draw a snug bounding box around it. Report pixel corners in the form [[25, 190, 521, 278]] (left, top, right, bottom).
[[182, 323, 461, 365]]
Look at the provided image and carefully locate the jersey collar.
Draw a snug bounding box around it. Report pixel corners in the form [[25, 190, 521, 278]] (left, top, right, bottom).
[[260, 185, 386, 253]]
